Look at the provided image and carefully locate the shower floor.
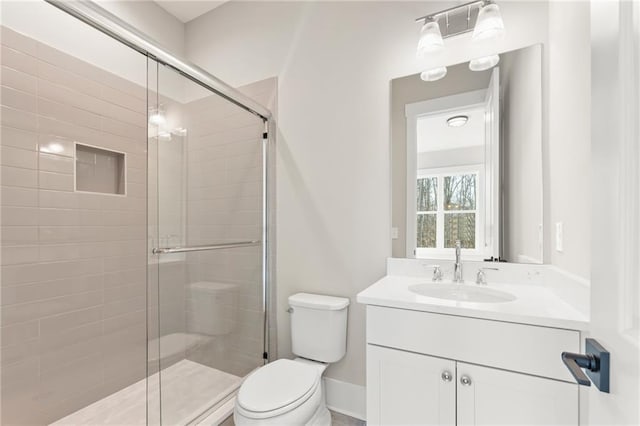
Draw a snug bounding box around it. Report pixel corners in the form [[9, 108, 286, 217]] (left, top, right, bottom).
[[50, 359, 241, 425]]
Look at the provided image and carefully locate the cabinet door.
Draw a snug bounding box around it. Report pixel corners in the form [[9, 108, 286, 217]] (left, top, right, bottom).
[[457, 362, 579, 425], [366, 344, 456, 425]]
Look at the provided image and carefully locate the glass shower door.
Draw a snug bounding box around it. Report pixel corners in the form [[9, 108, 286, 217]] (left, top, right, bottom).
[[147, 59, 267, 424]]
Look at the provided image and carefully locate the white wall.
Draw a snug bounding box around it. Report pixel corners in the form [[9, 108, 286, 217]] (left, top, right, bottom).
[[546, 1, 590, 277], [418, 146, 485, 170], [97, 0, 185, 56], [501, 45, 543, 264], [185, 1, 557, 390], [0, 0, 184, 88]]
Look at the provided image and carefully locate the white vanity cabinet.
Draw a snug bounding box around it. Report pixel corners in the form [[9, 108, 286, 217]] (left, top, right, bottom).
[[366, 306, 581, 425], [367, 345, 456, 425], [456, 362, 578, 425]]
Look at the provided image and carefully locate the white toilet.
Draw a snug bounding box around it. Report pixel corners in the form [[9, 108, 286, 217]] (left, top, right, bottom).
[[234, 293, 350, 425]]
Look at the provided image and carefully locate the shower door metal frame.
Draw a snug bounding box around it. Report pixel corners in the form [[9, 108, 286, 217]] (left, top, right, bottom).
[[44, 0, 271, 121], [44, 0, 275, 400]]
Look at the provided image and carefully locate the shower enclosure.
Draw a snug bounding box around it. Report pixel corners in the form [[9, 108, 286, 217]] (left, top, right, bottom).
[[0, 1, 273, 424]]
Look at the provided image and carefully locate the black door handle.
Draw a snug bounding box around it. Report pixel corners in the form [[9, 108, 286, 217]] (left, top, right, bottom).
[[561, 352, 597, 386], [561, 338, 610, 393]]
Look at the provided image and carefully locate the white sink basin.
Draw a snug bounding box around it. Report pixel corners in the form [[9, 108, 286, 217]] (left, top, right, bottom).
[[408, 283, 517, 304]]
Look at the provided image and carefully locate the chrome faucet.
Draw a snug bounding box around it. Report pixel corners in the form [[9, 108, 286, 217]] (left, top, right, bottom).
[[476, 267, 499, 285], [453, 240, 464, 283]]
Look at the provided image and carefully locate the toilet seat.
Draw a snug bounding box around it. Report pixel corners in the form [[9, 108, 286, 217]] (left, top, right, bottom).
[[236, 359, 321, 419]]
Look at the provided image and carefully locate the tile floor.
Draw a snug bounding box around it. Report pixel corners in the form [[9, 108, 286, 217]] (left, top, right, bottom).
[[330, 411, 367, 426], [50, 360, 241, 425]]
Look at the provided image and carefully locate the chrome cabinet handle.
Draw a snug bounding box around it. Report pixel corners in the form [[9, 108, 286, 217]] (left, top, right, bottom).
[[441, 371, 452, 382], [460, 375, 472, 386]]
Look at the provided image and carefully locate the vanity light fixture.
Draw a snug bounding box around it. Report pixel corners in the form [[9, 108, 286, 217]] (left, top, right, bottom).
[[447, 115, 469, 127], [417, 17, 444, 57], [421, 67, 448, 82], [416, 1, 505, 79], [472, 2, 505, 41]]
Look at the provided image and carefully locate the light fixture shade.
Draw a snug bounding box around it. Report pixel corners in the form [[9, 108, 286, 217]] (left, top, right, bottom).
[[447, 115, 469, 127], [417, 20, 444, 57], [149, 106, 166, 126], [420, 66, 448, 82], [469, 54, 500, 71], [472, 3, 505, 41]]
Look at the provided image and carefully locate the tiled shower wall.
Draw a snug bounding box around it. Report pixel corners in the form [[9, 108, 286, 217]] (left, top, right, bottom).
[[1, 25, 276, 425], [0, 27, 149, 425], [182, 78, 276, 377]]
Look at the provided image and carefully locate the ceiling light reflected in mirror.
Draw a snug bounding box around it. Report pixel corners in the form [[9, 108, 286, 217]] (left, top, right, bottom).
[[447, 115, 469, 127]]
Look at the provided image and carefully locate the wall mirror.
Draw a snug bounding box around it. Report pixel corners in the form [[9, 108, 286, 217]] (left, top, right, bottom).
[[391, 44, 543, 263]]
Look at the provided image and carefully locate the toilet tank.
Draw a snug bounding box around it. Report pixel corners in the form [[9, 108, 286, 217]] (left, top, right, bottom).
[[187, 282, 238, 336], [289, 293, 350, 363]]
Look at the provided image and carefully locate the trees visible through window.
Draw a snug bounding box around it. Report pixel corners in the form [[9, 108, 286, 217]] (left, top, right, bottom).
[[416, 177, 437, 248], [416, 170, 480, 255]]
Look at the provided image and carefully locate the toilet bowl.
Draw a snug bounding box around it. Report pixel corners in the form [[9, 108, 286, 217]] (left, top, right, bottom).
[[234, 293, 350, 426], [234, 358, 330, 425]]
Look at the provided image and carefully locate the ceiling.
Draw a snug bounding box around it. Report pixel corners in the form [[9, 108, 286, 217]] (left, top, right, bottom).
[[154, 0, 228, 23], [417, 106, 486, 153]]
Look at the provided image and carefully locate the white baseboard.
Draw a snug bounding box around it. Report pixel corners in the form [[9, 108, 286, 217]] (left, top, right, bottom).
[[324, 377, 366, 421]]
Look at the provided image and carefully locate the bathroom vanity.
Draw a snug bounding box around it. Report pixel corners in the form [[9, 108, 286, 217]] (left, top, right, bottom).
[[358, 259, 589, 425]]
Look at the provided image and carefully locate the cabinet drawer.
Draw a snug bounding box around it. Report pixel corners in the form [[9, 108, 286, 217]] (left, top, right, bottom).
[[366, 305, 580, 382]]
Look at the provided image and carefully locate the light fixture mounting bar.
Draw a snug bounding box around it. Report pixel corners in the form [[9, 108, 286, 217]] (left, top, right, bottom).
[[416, 0, 489, 39]]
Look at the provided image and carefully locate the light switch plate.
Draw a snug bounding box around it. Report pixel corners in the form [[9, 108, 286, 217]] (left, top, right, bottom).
[[555, 222, 563, 252], [391, 227, 399, 240]]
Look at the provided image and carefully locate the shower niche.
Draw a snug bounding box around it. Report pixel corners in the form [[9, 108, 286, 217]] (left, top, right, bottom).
[[75, 143, 126, 195]]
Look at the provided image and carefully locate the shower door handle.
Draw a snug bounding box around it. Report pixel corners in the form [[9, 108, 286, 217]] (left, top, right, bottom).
[[152, 240, 260, 254]]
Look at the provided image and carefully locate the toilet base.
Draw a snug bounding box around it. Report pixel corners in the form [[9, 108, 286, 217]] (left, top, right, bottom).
[[234, 359, 332, 426], [308, 405, 331, 425]]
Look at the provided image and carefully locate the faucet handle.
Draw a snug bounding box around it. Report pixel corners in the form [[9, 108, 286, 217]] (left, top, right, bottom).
[[476, 267, 499, 285], [425, 264, 443, 281]]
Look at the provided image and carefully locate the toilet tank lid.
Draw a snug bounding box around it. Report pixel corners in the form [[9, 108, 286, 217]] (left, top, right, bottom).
[[288, 293, 350, 310]]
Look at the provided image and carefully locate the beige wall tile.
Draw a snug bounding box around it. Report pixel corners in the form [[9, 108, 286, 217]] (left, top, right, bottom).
[[39, 152, 74, 173], [1, 27, 38, 55], [0, 321, 39, 347], [1, 245, 39, 265], [37, 59, 102, 97], [38, 80, 110, 117], [1, 85, 37, 113], [101, 85, 146, 113], [39, 306, 103, 336], [0, 45, 38, 75], [0, 105, 38, 131], [2, 165, 37, 188], [1, 275, 100, 306], [1, 145, 37, 169], [1, 65, 37, 94], [38, 98, 102, 130], [1, 126, 38, 151], [1, 258, 104, 286], [1, 290, 103, 325], [1, 206, 38, 226], [39, 171, 74, 191], [1, 186, 38, 207], [38, 208, 80, 226]]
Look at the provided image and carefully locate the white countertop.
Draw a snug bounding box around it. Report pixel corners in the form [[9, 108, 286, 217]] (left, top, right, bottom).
[[357, 274, 589, 331]]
